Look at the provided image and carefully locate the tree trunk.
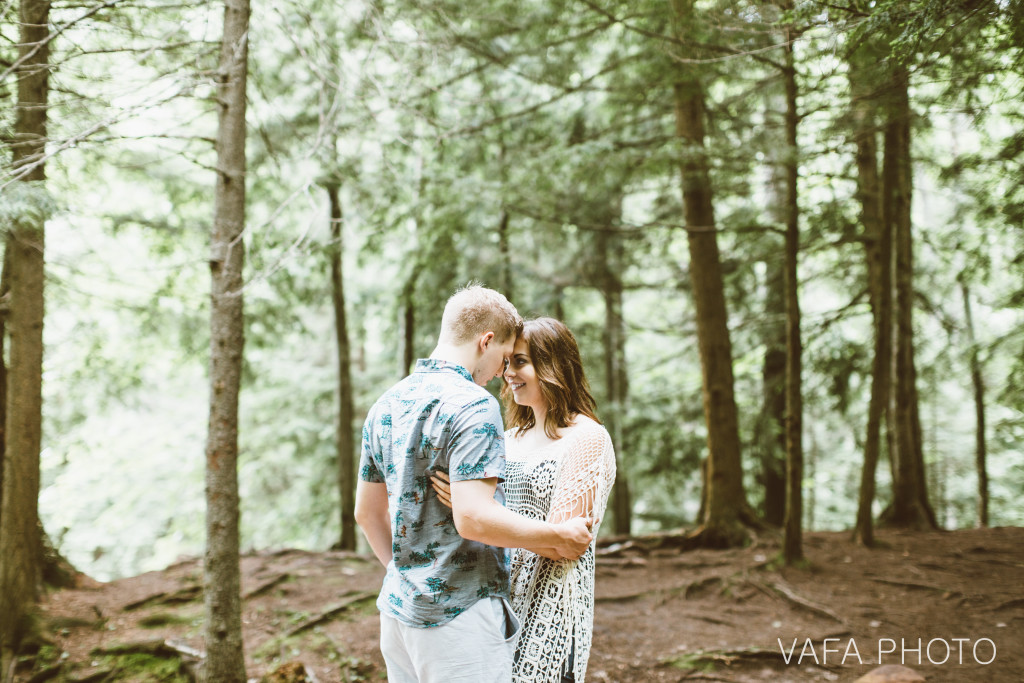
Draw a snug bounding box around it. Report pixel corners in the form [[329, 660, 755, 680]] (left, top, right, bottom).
[[850, 41, 892, 548], [779, 5, 804, 565], [0, 0, 49, 669], [596, 227, 632, 535], [202, 0, 249, 677], [758, 92, 785, 526], [399, 266, 419, 377], [758, 263, 786, 528], [670, 0, 755, 547], [497, 208, 513, 301], [0, 246, 10, 533], [495, 123, 513, 300], [909, 361, 937, 527], [959, 276, 988, 527], [327, 184, 356, 551], [881, 66, 935, 530], [806, 426, 818, 531]]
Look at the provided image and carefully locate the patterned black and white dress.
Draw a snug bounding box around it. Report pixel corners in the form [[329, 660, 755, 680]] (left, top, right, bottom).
[[504, 420, 616, 682]]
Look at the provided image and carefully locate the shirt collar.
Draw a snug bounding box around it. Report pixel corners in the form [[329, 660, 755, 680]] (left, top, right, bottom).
[[414, 358, 475, 384]]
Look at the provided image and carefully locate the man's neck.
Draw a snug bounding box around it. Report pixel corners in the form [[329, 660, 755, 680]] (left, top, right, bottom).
[[429, 343, 478, 376]]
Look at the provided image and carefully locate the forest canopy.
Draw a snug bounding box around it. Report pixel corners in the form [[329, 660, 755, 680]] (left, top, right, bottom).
[[2, 0, 1023, 582]]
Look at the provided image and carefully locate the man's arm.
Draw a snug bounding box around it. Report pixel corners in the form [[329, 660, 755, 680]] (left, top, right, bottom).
[[450, 478, 592, 559], [429, 472, 575, 561], [355, 480, 391, 567]]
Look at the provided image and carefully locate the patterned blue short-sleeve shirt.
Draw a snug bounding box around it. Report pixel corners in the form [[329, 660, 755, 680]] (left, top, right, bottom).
[[359, 359, 510, 628]]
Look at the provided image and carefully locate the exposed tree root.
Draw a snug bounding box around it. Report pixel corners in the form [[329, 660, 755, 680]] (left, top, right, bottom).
[[995, 598, 1024, 611], [25, 664, 63, 683], [90, 638, 202, 660], [122, 586, 201, 611], [284, 591, 377, 637], [870, 578, 960, 597], [41, 525, 92, 590], [752, 579, 845, 624], [88, 638, 202, 682], [244, 572, 291, 599], [595, 576, 727, 604]]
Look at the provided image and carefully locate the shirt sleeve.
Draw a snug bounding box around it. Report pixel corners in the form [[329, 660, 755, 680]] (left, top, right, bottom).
[[359, 405, 385, 483], [447, 396, 506, 483]]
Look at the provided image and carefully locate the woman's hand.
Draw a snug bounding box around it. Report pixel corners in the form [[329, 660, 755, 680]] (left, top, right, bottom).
[[430, 470, 452, 508]]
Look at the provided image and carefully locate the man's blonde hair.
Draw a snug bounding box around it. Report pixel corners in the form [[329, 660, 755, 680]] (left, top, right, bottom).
[[440, 284, 523, 345]]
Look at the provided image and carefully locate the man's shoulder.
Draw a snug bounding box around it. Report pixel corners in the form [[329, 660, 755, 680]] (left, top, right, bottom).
[[447, 390, 501, 425], [368, 372, 498, 422], [432, 375, 497, 412]]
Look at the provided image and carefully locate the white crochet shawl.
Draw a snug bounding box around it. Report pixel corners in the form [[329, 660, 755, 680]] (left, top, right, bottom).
[[505, 419, 617, 682]]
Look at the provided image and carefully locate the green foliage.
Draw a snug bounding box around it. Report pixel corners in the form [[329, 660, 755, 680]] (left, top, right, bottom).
[[20, 0, 1024, 580], [0, 181, 57, 233]]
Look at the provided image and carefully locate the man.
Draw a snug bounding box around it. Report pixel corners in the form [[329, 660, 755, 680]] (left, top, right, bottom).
[[355, 284, 593, 682]]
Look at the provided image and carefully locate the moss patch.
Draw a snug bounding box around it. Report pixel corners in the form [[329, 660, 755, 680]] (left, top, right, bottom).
[[97, 653, 192, 682]]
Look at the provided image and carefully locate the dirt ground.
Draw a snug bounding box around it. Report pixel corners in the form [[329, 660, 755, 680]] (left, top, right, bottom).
[[18, 526, 1024, 682]]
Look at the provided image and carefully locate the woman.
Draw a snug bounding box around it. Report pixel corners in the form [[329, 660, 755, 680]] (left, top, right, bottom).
[[432, 317, 617, 682]]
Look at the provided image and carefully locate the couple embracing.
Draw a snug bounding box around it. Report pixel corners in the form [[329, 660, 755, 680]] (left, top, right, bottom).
[[355, 284, 617, 682]]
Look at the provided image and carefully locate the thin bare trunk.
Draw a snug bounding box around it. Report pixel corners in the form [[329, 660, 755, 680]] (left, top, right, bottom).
[[400, 266, 419, 377], [909, 364, 938, 527], [1, 0, 49, 669], [806, 427, 818, 531], [497, 133, 513, 301], [759, 125, 786, 527], [779, 5, 804, 565], [596, 225, 632, 535], [0, 246, 9, 532], [959, 276, 988, 527], [202, 0, 249, 677], [327, 184, 356, 550], [498, 208, 513, 301]]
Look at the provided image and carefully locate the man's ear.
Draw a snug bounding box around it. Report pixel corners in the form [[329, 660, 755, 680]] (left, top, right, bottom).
[[479, 331, 495, 350]]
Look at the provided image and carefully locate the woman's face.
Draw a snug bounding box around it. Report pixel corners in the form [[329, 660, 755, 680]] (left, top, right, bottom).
[[504, 337, 546, 410]]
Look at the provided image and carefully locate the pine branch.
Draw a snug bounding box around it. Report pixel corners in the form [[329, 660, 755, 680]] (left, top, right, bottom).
[[577, 0, 787, 70], [0, 0, 130, 84]]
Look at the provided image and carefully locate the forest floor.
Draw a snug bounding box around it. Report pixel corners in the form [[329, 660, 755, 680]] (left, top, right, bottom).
[[16, 526, 1024, 682]]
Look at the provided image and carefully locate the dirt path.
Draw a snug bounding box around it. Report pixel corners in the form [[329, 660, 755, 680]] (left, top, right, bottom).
[[22, 527, 1024, 682]]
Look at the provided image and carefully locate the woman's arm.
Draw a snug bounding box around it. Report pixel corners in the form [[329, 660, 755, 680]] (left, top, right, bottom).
[[545, 434, 602, 526]]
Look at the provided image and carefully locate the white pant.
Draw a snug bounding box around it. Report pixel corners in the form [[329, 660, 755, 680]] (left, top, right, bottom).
[[380, 597, 521, 682]]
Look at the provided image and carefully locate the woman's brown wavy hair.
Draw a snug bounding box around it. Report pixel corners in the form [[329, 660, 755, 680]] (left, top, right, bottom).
[[502, 317, 601, 439]]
